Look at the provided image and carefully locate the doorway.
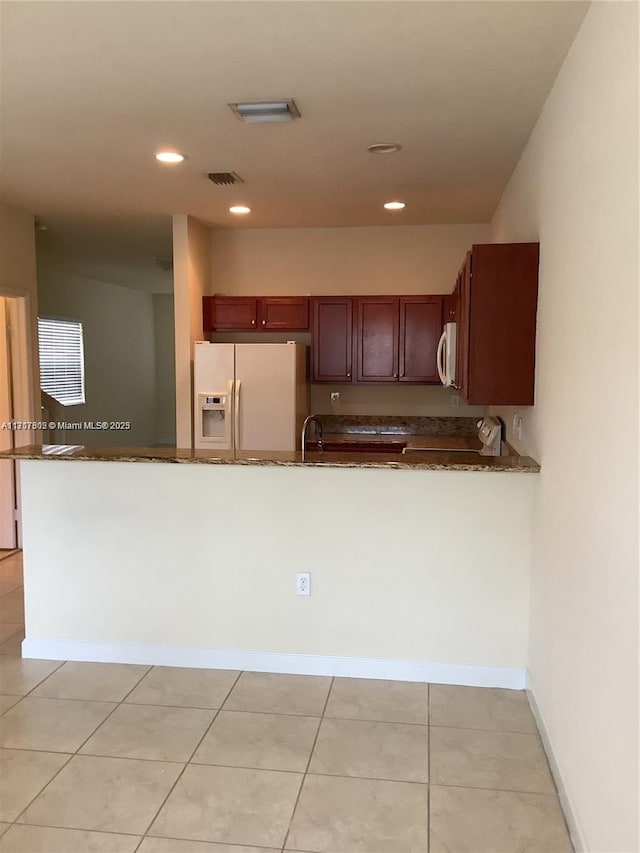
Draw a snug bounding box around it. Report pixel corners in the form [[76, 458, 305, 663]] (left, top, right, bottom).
[[0, 295, 34, 549]]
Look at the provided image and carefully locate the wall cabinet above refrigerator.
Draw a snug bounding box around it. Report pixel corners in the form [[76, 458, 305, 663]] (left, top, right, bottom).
[[203, 296, 309, 332]]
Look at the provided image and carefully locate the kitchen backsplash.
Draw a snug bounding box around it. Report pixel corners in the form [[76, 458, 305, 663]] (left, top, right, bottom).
[[316, 415, 479, 437], [210, 334, 487, 419], [310, 384, 486, 418]]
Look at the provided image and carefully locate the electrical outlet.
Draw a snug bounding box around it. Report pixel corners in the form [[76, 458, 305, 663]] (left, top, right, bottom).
[[330, 391, 340, 405], [450, 394, 460, 408], [296, 572, 311, 596]]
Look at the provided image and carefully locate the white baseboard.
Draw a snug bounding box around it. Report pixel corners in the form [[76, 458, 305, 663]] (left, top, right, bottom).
[[22, 637, 526, 689], [526, 672, 586, 852]]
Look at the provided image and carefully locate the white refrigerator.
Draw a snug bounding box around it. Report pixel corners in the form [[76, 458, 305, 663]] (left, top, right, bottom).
[[193, 342, 308, 452]]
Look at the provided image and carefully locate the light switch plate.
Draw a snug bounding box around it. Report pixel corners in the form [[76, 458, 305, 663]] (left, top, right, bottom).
[[330, 392, 340, 404]]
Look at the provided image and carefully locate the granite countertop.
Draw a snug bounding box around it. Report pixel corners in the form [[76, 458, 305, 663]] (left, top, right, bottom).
[[0, 416, 540, 472], [306, 433, 481, 450], [2, 443, 540, 473]]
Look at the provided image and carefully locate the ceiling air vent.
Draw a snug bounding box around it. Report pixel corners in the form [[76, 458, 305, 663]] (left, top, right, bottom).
[[228, 99, 300, 123], [207, 171, 244, 186]]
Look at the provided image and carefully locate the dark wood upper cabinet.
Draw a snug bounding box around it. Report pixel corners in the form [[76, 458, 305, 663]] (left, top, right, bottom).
[[205, 296, 258, 331], [356, 297, 399, 382], [443, 292, 457, 323], [354, 296, 442, 384], [205, 291, 445, 387], [259, 297, 309, 331], [203, 296, 213, 333], [399, 297, 442, 383], [456, 255, 471, 399], [457, 243, 539, 406], [312, 297, 353, 382], [204, 296, 309, 332]]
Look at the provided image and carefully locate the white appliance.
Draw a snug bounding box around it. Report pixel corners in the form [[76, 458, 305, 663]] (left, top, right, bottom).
[[194, 342, 308, 452], [477, 416, 503, 456], [401, 415, 503, 456], [437, 322, 457, 387]]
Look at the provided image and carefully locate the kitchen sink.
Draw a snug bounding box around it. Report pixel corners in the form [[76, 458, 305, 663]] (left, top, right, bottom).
[[307, 441, 406, 454], [401, 445, 481, 454]]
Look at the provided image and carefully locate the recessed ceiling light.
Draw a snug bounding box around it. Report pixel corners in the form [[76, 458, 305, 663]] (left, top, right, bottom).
[[384, 201, 406, 210], [368, 143, 402, 155], [155, 151, 185, 164], [228, 99, 300, 123], [229, 205, 251, 215]]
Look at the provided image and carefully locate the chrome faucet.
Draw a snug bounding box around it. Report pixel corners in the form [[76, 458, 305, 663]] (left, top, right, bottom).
[[301, 414, 323, 459]]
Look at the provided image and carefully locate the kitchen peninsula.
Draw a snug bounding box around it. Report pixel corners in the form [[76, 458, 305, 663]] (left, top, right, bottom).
[[6, 430, 539, 691]]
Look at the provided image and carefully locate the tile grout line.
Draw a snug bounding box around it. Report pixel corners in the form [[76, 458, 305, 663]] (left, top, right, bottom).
[[9, 753, 75, 827], [0, 584, 24, 600], [5, 820, 142, 841], [8, 660, 154, 828], [138, 830, 280, 851], [425, 723, 543, 737], [63, 660, 154, 753], [2, 630, 564, 847], [0, 694, 444, 725], [280, 675, 334, 853], [134, 668, 244, 851], [0, 551, 20, 565], [421, 781, 564, 797], [0, 625, 25, 648], [15, 659, 67, 699], [427, 681, 431, 853]]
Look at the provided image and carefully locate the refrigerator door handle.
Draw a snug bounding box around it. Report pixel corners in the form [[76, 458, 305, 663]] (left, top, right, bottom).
[[234, 379, 241, 451], [226, 379, 234, 448], [437, 329, 447, 386]]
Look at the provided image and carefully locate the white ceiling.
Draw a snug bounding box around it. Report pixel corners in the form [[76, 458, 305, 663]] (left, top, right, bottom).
[[0, 0, 588, 291]]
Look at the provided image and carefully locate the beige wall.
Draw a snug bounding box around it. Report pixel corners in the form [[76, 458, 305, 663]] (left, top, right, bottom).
[[210, 223, 490, 296], [173, 215, 211, 447], [310, 384, 485, 418], [153, 294, 176, 445], [490, 4, 638, 851], [38, 271, 157, 446], [21, 460, 534, 679]]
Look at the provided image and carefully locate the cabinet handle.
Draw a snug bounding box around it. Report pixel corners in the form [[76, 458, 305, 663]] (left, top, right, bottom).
[[251, 319, 256, 326], [346, 372, 351, 378], [394, 373, 398, 378], [262, 320, 266, 326]]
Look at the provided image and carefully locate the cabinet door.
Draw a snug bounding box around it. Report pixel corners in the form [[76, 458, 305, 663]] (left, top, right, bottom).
[[211, 297, 258, 330], [202, 296, 214, 334], [465, 242, 539, 405], [456, 256, 472, 399], [259, 297, 309, 330], [443, 292, 457, 323], [356, 298, 399, 382], [398, 297, 442, 383], [312, 298, 353, 382]]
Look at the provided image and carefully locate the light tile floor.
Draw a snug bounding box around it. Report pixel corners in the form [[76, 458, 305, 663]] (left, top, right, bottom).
[[0, 552, 573, 852]]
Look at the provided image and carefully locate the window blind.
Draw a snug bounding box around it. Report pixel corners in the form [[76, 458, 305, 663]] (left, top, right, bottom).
[[38, 318, 85, 406]]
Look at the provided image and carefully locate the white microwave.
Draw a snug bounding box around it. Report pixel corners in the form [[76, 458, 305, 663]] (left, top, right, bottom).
[[437, 322, 457, 387]]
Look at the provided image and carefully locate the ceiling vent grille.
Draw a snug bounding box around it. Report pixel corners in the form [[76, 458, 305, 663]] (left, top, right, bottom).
[[228, 99, 300, 123], [207, 171, 244, 186]]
